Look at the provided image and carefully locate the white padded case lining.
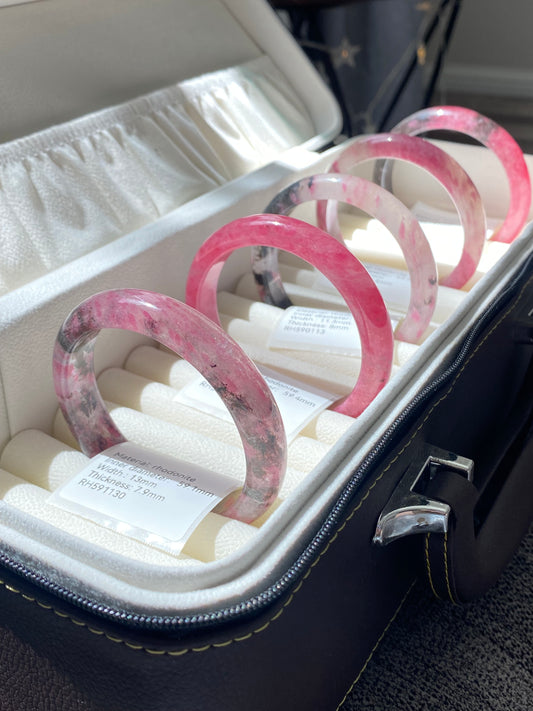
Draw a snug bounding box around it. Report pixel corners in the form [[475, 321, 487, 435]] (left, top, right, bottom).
[[0, 140, 532, 615], [0, 0, 532, 616], [0, 0, 339, 146]]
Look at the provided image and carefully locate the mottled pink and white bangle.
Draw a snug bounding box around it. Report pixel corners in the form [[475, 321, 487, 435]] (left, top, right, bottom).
[[186, 213, 394, 417], [256, 172, 438, 343], [53, 288, 287, 524], [378, 106, 531, 244], [320, 133, 487, 289]]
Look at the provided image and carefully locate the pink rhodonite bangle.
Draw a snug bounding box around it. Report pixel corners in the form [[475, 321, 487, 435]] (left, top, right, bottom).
[[320, 133, 487, 289], [53, 288, 287, 524], [257, 172, 438, 344], [380, 105, 531, 245], [186, 213, 394, 417]]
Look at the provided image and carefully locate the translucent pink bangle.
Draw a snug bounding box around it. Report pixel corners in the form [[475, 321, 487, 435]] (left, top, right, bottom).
[[319, 133, 487, 289], [379, 106, 531, 244], [53, 288, 287, 524], [256, 172, 438, 343], [186, 214, 394, 417]]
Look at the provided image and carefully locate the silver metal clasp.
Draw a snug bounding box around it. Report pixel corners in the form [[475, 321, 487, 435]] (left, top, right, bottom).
[[373, 444, 474, 546]]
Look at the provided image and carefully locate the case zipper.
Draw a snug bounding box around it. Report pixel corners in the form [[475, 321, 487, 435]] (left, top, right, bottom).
[[1, 253, 532, 633]]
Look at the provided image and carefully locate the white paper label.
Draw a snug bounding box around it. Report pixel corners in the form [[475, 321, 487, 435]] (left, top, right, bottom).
[[175, 366, 337, 442], [269, 306, 362, 356], [312, 263, 411, 312], [48, 441, 240, 555], [269, 305, 398, 358], [411, 202, 498, 239], [363, 262, 411, 311]]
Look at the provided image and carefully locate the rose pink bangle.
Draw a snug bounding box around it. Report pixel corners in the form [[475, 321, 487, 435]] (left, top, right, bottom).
[[255, 172, 438, 343], [185, 213, 394, 417], [53, 288, 287, 524], [319, 133, 487, 289], [378, 106, 531, 244]]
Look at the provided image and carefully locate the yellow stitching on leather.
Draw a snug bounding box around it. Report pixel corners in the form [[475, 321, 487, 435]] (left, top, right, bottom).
[[161, 648, 189, 657], [105, 634, 125, 643], [253, 621, 271, 634], [212, 639, 234, 649], [36, 601, 53, 611], [443, 532, 458, 604], [424, 533, 440, 600], [0, 274, 530, 657], [270, 607, 286, 622], [335, 579, 417, 710], [87, 627, 105, 636]]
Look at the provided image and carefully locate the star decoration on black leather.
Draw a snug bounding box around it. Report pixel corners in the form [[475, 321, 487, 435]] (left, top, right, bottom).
[[331, 37, 361, 69]]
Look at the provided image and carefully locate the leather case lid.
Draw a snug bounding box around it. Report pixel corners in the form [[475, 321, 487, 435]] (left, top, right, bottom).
[[0, 0, 341, 145]]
